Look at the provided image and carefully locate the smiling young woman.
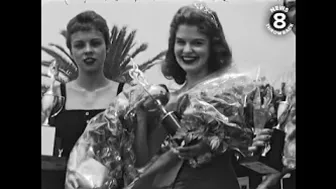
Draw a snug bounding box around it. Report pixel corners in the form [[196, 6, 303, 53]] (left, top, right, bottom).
[[132, 2, 274, 189]]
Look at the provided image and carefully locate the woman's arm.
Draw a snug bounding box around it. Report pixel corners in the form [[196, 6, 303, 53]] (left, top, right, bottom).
[[256, 168, 293, 189], [133, 107, 150, 168], [121, 83, 166, 168]]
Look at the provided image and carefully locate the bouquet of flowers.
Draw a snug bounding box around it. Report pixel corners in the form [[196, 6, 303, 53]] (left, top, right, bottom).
[[278, 82, 296, 170], [65, 66, 289, 188], [152, 70, 277, 171], [124, 71, 264, 189], [65, 84, 160, 189], [172, 72, 259, 165], [273, 63, 296, 170]]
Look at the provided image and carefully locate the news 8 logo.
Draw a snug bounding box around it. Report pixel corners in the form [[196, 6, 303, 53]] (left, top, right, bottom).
[[266, 5, 294, 36]]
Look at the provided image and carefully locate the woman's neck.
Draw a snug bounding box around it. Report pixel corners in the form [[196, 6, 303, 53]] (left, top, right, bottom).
[[184, 68, 210, 91], [74, 72, 110, 92]]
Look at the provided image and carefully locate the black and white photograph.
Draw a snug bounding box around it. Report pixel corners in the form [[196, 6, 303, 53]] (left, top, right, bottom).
[[41, 0, 296, 189]]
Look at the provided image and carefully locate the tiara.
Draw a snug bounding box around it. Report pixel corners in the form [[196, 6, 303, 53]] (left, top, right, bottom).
[[193, 1, 218, 28]]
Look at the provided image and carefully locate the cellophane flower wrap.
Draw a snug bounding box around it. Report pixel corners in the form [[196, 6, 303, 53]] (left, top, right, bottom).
[[162, 71, 261, 167], [276, 66, 296, 170], [268, 63, 296, 170], [65, 84, 158, 189], [281, 92, 295, 170], [123, 71, 263, 189]]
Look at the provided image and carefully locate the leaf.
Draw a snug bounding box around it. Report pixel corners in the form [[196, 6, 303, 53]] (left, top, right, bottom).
[[119, 43, 148, 70], [42, 46, 64, 60], [42, 72, 67, 83], [119, 30, 137, 67], [41, 60, 53, 67], [48, 43, 77, 69], [173, 128, 187, 140], [143, 50, 167, 65], [104, 25, 150, 82], [60, 29, 67, 39], [104, 26, 129, 80], [185, 133, 193, 144], [138, 50, 166, 71], [41, 46, 78, 81], [209, 136, 221, 150]]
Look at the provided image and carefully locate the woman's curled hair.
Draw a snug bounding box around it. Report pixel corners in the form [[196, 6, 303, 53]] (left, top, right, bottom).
[[162, 5, 232, 85]]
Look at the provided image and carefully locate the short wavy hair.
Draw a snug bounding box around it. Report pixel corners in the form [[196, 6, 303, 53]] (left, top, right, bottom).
[[65, 10, 110, 51], [162, 4, 232, 85]]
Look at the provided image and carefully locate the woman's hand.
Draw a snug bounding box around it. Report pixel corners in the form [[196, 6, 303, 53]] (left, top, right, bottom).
[[248, 129, 273, 153], [256, 168, 292, 189], [176, 140, 211, 159], [65, 173, 79, 189], [256, 172, 283, 189]]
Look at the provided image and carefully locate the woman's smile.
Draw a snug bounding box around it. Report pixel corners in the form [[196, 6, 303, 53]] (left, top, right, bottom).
[[174, 24, 210, 74]]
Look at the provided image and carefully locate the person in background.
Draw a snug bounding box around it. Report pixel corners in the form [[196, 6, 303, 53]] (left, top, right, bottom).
[[285, 0, 295, 35], [256, 0, 296, 188], [41, 10, 125, 189]]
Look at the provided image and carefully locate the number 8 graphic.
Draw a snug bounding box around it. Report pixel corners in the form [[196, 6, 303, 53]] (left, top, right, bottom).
[[273, 12, 287, 29]]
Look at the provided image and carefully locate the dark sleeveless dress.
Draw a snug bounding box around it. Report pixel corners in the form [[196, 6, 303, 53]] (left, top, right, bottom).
[[171, 151, 241, 189], [41, 83, 124, 189], [232, 155, 263, 189]]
